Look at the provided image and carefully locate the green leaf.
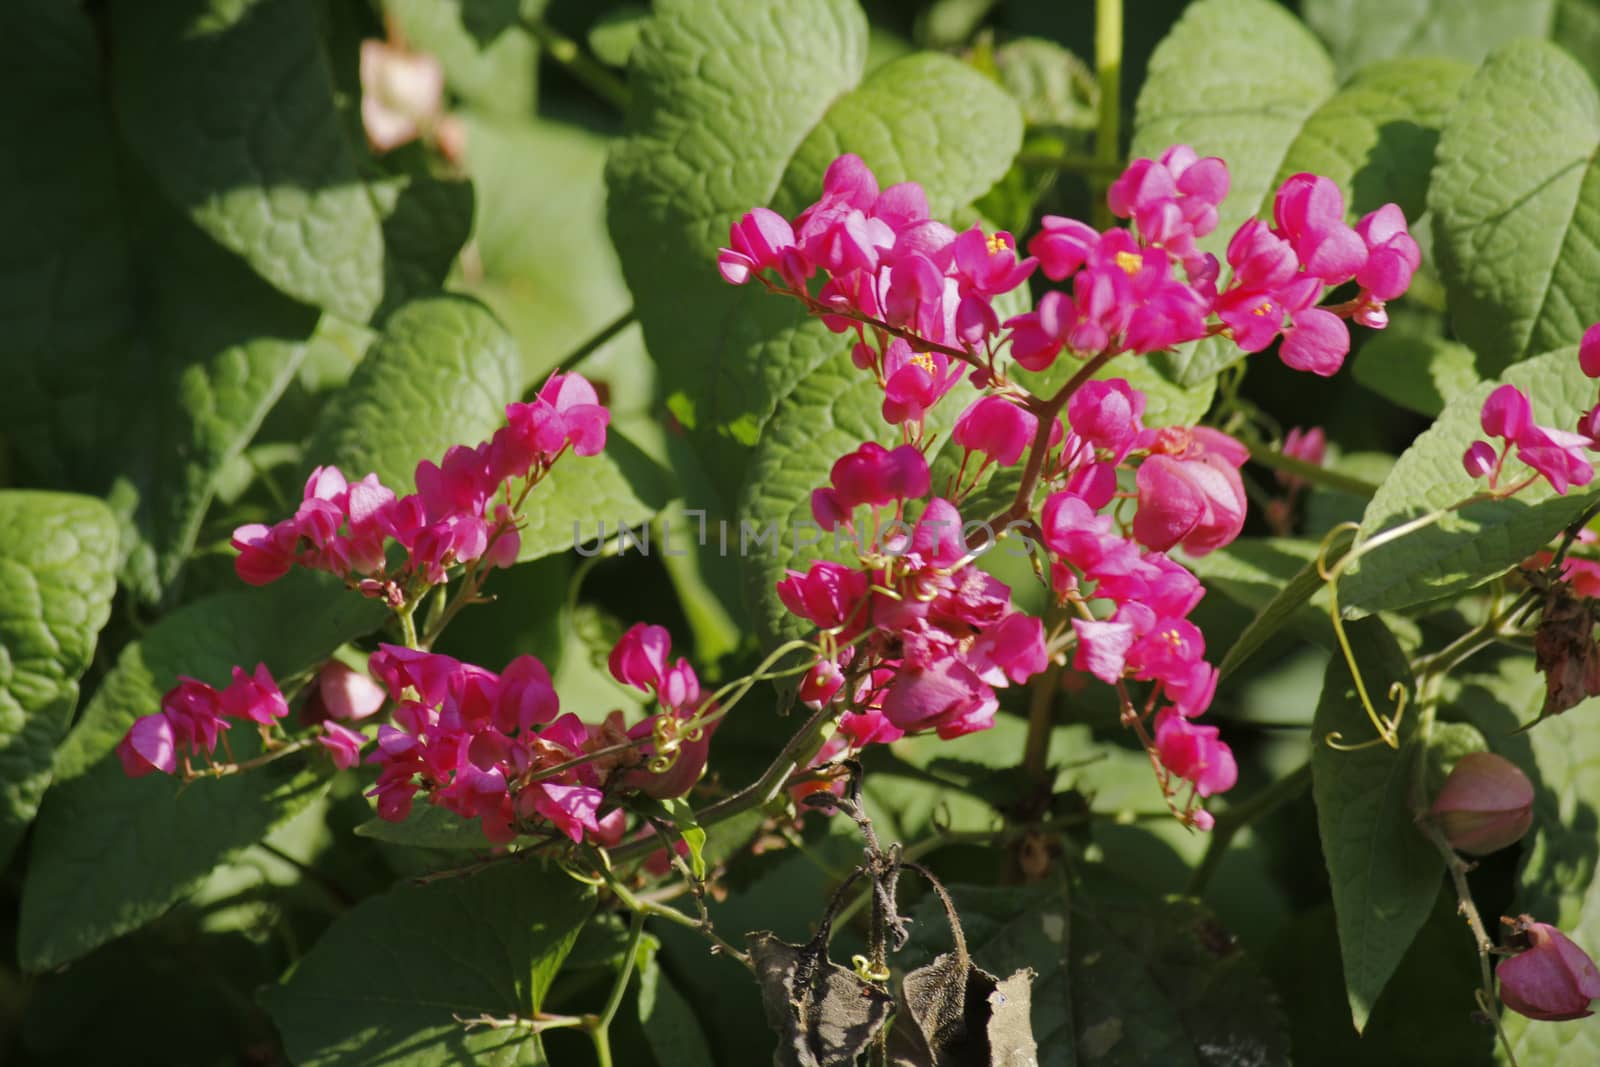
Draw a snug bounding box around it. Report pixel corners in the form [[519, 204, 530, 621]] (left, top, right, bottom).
[[900, 881, 1291, 1067], [308, 294, 521, 491], [16, 572, 385, 972], [459, 109, 636, 384], [1310, 616, 1441, 1031], [111, 0, 384, 322], [1302, 0, 1596, 78], [660, 797, 708, 880], [1449, 656, 1600, 1063], [263, 861, 595, 1066], [1351, 332, 1481, 418], [0, 492, 119, 866], [1340, 347, 1600, 616], [1430, 38, 1600, 372], [589, 5, 651, 69], [636, 944, 716, 1066], [607, 0, 1022, 499], [1136, 3, 1467, 386]]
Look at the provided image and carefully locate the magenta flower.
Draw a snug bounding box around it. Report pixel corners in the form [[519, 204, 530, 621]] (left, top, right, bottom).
[[1279, 305, 1350, 377], [1498, 918, 1600, 1021], [1154, 709, 1237, 797], [1581, 322, 1600, 379], [880, 339, 960, 424], [530, 782, 605, 844], [115, 714, 178, 777], [494, 654, 560, 734], [318, 722, 368, 771], [1028, 216, 1099, 281], [776, 562, 870, 635], [1272, 173, 1367, 284], [1068, 379, 1146, 461], [952, 396, 1037, 467], [1354, 204, 1420, 301], [1515, 425, 1595, 495], [219, 663, 289, 726], [1072, 618, 1136, 684], [1482, 384, 1533, 441], [609, 623, 671, 694], [1132, 453, 1246, 557], [717, 207, 802, 287]]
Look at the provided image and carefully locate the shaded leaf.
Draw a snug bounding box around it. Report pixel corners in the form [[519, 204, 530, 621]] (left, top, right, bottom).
[[1310, 616, 1441, 1031], [889, 951, 1038, 1067], [18, 572, 385, 971], [111, 0, 384, 322], [263, 860, 595, 1066]]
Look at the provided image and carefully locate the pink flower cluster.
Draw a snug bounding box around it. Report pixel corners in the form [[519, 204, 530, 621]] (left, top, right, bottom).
[[1464, 380, 1596, 496], [722, 148, 1417, 409], [365, 627, 713, 846], [719, 148, 1387, 821], [782, 446, 1047, 744], [116, 665, 290, 777], [1216, 180, 1416, 376], [231, 373, 610, 597]]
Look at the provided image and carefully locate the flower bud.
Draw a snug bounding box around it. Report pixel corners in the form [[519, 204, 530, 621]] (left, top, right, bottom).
[[1462, 440, 1497, 480], [1497, 916, 1600, 1021], [1429, 752, 1534, 855], [1580, 322, 1600, 379]]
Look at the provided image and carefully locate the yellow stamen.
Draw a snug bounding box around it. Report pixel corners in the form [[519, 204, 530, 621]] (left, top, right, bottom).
[[1114, 250, 1142, 276], [910, 351, 937, 374], [1251, 300, 1275, 317], [986, 232, 1008, 256]]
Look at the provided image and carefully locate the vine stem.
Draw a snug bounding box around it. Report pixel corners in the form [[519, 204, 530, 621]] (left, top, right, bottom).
[[523, 16, 631, 111], [588, 907, 647, 1067], [1419, 817, 1519, 1067], [1092, 0, 1123, 229]]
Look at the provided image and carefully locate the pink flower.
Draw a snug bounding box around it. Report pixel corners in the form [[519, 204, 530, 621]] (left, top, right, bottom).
[[530, 783, 604, 843], [1279, 306, 1350, 377], [1277, 426, 1327, 489], [1481, 385, 1533, 441], [1463, 440, 1497, 479], [1154, 709, 1237, 796], [811, 442, 931, 528], [495, 655, 560, 733], [115, 714, 177, 777], [230, 521, 299, 586], [369, 645, 461, 706], [1581, 322, 1600, 379], [1429, 752, 1533, 855], [219, 663, 289, 726], [315, 662, 387, 723], [1132, 453, 1247, 557], [1497, 918, 1600, 1021], [318, 722, 368, 771], [1515, 425, 1595, 495], [359, 40, 444, 154], [881, 339, 960, 424], [881, 655, 997, 739], [952, 396, 1036, 467], [952, 225, 1035, 298], [776, 562, 870, 634], [1029, 216, 1099, 281], [1354, 204, 1420, 301], [609, 623, 671, 694], [1068, 379, 1146, 461], [161, 678, 229, 756], [717, 207, 802, 287], [1272, 174, 1367, 284], [1072, 618, 1135, 683]]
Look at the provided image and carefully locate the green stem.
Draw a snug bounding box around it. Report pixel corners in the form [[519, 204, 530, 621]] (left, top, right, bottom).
[[1092, 0, 1123, 229], [524, 16, 631, 112], [1015, 152, 1127, 177], [1022, 615, 1065, 779], [1186, 762, 1311, 896], [397, 600, 420, 650], [590, 907, 646, 1064]]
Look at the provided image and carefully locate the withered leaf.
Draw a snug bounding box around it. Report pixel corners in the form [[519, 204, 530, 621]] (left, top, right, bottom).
[[888, 951, 1038, 1067], [748, 930, 896, 1067]]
